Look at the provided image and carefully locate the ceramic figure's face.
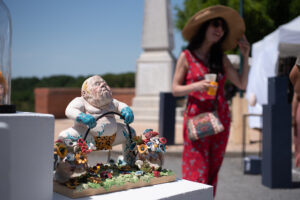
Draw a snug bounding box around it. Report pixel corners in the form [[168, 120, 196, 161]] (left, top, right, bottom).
[[205, 18, 225, 44], [82, 75, 113, 108]]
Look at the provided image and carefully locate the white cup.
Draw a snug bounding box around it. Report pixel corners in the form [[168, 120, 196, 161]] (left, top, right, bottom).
[[204, 73, 218, 96], [204, 73, 217, 81]]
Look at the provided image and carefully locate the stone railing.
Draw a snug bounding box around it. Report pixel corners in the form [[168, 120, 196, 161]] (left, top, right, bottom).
[[34, 88, 135, 118]]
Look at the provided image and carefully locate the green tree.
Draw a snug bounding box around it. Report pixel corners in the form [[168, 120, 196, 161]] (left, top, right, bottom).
[[290, 0, 300, 19], [175, 0, 300, 45], [11, 72, 135, 112], [36, 75, 77, 88], [11, 77, 40, 111]]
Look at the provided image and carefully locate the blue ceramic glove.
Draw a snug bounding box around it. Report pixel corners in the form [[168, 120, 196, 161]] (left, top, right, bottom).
[[121, 107, 134, 124], [76, 113, 96, 128]]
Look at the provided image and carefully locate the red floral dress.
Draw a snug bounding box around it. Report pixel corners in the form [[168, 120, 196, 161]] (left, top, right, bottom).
[[182, 49, 231, 196]]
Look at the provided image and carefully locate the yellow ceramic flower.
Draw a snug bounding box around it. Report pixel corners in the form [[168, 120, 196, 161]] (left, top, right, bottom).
[[88, 177, 102, 184], [75, 153, 87, 165], [54, 143, 67, 159], [65, 179, 79, 189], [138, 144, 147, 154]]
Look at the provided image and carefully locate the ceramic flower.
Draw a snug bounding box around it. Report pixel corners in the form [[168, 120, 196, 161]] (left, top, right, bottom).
[[77, 139, 92, 154], [88, 177, 102, 184], [54, 143, 67, 159], [135, 170, 144, 177], [153, 171, 161, 177], [144, 130, 159, 139], [65, 153, 75, 161], [159, 137, 167, 145], [146, 142, 153, 150], [158, 144, 166, 153], [65, 179, 79, 189], [75, 153, 87, 164], [138, 144, 148, 154], [78, 139, 85, 146], [100, 171, 112, 179]]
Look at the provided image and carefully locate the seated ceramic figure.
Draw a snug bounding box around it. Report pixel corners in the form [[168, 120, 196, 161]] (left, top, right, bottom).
[[57, 75, 135, 168]]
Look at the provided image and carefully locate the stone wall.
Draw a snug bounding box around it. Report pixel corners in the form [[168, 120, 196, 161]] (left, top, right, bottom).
[[34, 88, 135, 118]]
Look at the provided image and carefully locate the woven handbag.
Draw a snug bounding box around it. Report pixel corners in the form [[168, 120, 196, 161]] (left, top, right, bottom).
[[187, 110, 224, 141], [186, 77, 224, 141]]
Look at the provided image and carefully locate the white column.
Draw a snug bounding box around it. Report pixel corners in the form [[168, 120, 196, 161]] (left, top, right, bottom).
[[132, 0, 176, 122]]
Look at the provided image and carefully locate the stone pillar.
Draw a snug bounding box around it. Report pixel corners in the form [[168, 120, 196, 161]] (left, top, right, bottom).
[[132, 0, 175, 122]]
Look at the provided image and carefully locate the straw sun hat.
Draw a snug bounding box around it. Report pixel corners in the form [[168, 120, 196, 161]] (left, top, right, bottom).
[[182, 5, 245, 51]]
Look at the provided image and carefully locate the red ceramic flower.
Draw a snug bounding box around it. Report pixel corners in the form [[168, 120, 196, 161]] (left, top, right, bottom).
[[144, 131, 159, 139], [78, 139, 85, 146], [153, 171, 161, 177], [159, 137, 167, 144]]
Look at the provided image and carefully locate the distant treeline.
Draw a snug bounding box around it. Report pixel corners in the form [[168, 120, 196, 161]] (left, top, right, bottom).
[[11, 72, 135, 112]]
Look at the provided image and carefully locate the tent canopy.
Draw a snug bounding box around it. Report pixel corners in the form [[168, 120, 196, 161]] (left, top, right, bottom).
[[246, 16, 300, 105]]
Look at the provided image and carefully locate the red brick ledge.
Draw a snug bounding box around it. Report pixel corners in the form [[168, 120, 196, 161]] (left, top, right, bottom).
[[35, 88, 135, 118]]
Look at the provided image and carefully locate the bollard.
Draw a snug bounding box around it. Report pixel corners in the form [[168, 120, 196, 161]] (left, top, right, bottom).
[[159, 92, 176, 145], [262, 76, 292, 188]]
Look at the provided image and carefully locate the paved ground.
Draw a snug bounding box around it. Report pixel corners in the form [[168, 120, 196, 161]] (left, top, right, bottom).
[[108, 151, 300, 200], [214, 157, 300, 200]]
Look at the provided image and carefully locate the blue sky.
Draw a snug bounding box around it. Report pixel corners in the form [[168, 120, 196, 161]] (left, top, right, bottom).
[[5, 0, 186, 78]]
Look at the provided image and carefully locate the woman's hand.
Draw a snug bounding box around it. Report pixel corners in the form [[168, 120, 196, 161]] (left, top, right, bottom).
[[192, 80, 212, 92], [238, 34, 250, 58]]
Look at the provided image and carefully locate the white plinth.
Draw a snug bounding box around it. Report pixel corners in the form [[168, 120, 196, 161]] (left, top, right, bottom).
[[0, 112, 54, 200], [53, 179, 213, 200], [132, 50, 175, 122], [136, 51, 175, 96]]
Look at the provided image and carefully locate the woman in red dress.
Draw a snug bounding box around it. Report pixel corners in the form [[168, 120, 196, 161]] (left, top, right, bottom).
[[172, 6, 250, 197]]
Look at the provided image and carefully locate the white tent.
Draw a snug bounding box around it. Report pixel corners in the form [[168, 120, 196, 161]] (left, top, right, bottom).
[[246, 16, 300, 128]]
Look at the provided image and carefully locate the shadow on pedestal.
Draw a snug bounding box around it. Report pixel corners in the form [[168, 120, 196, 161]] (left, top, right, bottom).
[[159, 92, 175, 145]]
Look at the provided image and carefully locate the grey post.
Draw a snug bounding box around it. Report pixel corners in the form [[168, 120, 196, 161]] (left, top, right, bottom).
[[262, 76, 292, 188]]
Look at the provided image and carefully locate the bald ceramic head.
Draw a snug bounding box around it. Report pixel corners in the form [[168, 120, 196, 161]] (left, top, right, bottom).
[[81, 75, 113, 108], [290, 57, 300, 96]]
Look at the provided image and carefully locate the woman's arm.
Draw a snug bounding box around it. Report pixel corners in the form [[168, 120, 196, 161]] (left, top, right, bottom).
[[292, 93, 299, 127], [172, 52, 210, 97], [223, 35, 250, 90]]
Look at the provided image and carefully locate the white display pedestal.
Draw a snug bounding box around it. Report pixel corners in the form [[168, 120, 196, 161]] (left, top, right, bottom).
[[53, 179, 213, 200], [0, 112, 54, 200]]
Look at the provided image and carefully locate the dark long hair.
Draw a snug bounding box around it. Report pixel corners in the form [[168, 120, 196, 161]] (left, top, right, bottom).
[[187, 17, 228, 75]]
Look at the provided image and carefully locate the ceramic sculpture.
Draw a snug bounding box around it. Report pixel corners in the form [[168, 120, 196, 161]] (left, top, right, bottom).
[[55, 75, 135, 183], [53, 75, 175, 198]]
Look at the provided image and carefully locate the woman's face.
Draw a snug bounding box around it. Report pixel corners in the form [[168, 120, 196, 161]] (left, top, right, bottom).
[[205, 18, 225, 44]]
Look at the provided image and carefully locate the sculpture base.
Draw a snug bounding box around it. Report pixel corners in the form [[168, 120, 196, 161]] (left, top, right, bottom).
[[0, 104, 16, 113], [54, 174, 176, 199]]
